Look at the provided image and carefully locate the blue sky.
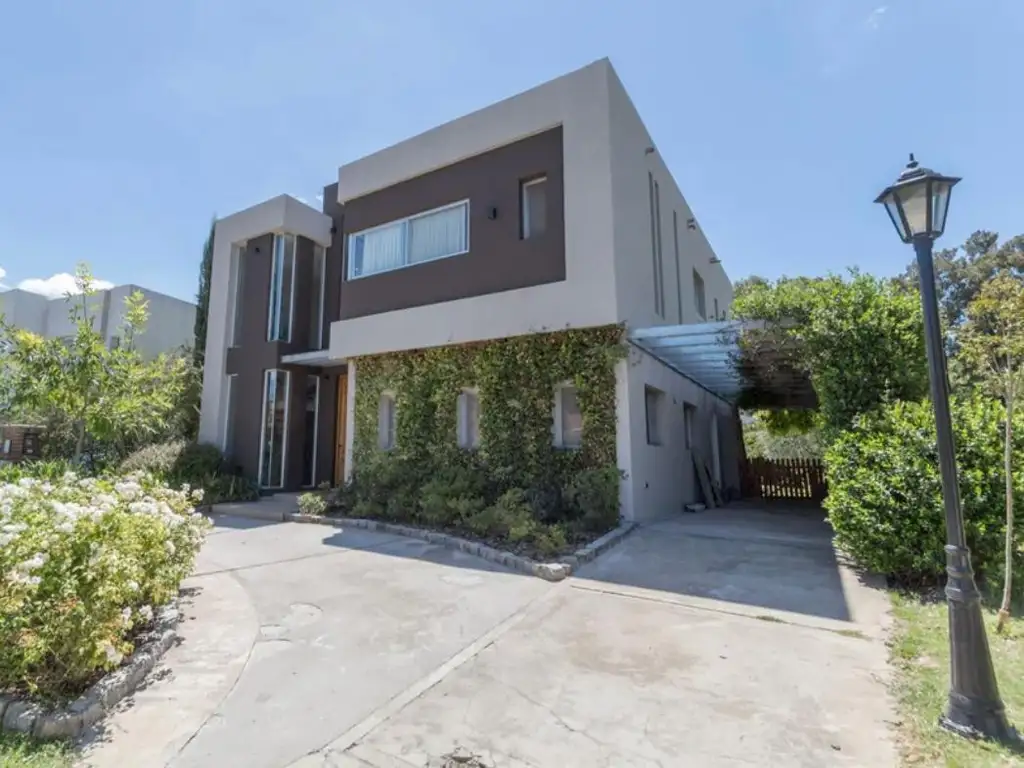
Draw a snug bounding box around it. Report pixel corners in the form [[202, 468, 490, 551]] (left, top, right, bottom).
[[1, 0, 1021, 302]]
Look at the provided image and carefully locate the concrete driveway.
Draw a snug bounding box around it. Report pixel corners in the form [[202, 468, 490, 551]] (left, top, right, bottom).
[[79, 505, 896, 768]]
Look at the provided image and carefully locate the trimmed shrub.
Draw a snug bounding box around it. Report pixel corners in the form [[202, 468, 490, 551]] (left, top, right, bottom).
[[0, 472, 210, 700], [825, 396, 1024, 585], [117, 441, 254, 504], [298, 491, 328, 516]]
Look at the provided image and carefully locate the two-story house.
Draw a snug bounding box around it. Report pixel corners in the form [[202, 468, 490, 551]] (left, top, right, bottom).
[[199, 58, 741, 522]]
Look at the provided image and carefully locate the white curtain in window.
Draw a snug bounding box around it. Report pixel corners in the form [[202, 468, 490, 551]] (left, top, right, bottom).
[[355, 223, 406, 277], [409, 204, 467, 264]]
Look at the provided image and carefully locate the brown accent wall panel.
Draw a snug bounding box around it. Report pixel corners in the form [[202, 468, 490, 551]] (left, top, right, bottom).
[[338, 126, 565, 319]]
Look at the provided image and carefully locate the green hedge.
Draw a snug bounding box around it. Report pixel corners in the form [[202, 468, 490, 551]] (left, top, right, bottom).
[[825, 396, 1023, 585]]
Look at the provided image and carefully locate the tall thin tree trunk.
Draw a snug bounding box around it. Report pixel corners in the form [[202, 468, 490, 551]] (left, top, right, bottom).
[[997, 392, 1014, 633]]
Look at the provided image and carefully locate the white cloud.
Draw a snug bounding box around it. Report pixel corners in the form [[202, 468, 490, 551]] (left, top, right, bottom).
[[866, 5, 888, 30], [16, 273, 115, 299]]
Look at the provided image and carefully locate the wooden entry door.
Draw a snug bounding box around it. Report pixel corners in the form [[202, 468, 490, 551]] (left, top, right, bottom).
[[333, 374, 348, 486]]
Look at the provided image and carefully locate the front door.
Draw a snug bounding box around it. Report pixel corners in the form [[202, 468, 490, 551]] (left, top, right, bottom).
[[334, 373, 348, 486]]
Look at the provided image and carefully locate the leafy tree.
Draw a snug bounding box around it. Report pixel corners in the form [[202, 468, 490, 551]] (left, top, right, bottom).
[[960, 273, 1024, 632], [0, 264, 189, 465], [743, 410, 823, 459], [732, 271, 928, 438], [899, 230, 1024, 331]]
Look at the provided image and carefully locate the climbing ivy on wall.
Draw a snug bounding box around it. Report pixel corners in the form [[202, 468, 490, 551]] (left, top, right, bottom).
[[352, 325, 625, 490]]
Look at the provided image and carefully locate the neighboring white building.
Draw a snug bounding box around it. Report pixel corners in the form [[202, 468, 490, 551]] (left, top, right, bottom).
[[0, 285, 196, 358]]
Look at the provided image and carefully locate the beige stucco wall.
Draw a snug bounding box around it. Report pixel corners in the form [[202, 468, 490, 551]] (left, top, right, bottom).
[[616, 345, 740, 523]]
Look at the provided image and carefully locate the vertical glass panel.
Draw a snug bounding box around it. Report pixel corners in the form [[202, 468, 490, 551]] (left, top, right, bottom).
[[225, 375, 238, 460], [931, 180, 952, 236], [232, 246, 246, 346], [897, 183, 929, 237], [302, 375, 319, 487], [378, 394, 396, 450], [310, 245, 325, 350], [278, 235, 295, 342], [409, 203, 468, 264], [267, 237, 282, 341], [457, 390, 480, 449], [693, 269, 707, 320], [560, 387, 583, 449], [260, 369, 289, 488]]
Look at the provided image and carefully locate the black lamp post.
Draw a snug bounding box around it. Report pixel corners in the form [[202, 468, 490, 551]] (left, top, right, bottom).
[[876, 155, 1015, 742]]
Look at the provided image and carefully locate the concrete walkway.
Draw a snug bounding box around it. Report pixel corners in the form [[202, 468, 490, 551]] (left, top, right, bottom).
[[78, 504, 896, 768]]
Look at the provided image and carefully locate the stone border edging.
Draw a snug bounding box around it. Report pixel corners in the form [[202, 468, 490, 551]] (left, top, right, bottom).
[[0, 601, 180, 740], [285, 513, 637, 583]]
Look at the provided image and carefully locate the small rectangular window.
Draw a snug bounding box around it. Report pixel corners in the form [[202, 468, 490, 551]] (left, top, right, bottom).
[[693, 269, 706, 320], [645, 387, 664, 445], [1, 439, 10, 455], [457, 389, 481, 449], [378, 393, 397, 451], [521, 177, 547, 239], [108, 335, 120, 350], [556, 385, 583, 449], [713, 297, 719, 321]]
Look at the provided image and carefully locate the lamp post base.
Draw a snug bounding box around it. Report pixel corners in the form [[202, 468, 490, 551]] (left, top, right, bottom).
[[940, 544, 1018, 744]]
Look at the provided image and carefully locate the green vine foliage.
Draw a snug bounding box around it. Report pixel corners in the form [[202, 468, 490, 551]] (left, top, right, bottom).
[[352, 325, 625, 493]]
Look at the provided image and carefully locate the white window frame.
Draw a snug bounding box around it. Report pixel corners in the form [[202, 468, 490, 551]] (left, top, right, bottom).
[[457, 388, 481, 449], [302, 375, 320, 488], [552, 382, 583, 450], [347, 200, 470, 280], [521, 176, 547, 239], [378, 392, 397, 451], [267, 234, 297, 342], [258, 369, 290, 489]]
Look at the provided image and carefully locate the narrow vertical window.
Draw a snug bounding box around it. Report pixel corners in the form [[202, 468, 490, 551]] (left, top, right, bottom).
[[554, 385, 583, 449], [649, 173, 664, 317], [693, 269, 707, 320], [683, 403, 697, 449], [231, 244, 246, 347], [378, 393, 397, 451], [309, 244, 326, 350], [645, 386, 664, 445], [457, 389, 481, 449], [259, 369, 290, 488], [714, 297, 719, 321], [224, 374, 238, 458], [267, 234, 296, 342], [673, 211, 683, 323], [654, 180, 664, 316], [301, 375, 320, 487], [521, 177, 548, 239]]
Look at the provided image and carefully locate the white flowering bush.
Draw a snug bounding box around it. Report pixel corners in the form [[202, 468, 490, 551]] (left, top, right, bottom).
[[0, 472, 210, 700]]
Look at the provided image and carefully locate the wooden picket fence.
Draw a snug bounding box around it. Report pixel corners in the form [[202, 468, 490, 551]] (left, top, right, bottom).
[[742, 457, 827, 502]]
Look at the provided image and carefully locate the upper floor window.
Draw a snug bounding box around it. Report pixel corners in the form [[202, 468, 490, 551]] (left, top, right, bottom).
[[521, 176, 547, 239], [348, 201, 469, 280], [693, 268, 706, 321], [457, 388, 481, 449], [268, 234, 296, 342]]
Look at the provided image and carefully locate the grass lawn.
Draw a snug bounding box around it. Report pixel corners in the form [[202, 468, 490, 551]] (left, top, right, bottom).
[[890, 592, 1024, 766], [0, 733, 73, 768]]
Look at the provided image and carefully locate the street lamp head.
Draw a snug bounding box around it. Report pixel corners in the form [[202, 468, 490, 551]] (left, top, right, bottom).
[[875, 154, 960, 244]]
